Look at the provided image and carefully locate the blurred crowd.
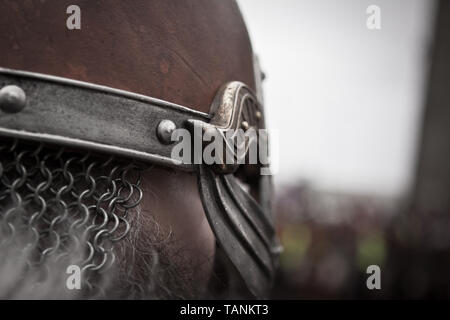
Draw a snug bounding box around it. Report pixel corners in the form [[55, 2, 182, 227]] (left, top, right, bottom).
[[271, 183, 450, 299]]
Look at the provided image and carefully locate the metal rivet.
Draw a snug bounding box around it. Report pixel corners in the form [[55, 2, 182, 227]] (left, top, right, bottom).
[[255, 111, 262, 120], [0, 85, 27, 113], [241, 121, 249, 130], [157, 119, 176, 144]]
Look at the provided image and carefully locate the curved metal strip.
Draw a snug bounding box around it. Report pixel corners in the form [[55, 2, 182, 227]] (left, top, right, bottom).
[[222, 175, 275, 251], [198, 165, 277, 298], [0, 67, 210, 170], [187, 82, 267, 176]]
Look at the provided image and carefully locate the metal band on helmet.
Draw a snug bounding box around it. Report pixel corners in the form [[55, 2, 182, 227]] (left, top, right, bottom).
[[0, 67, 280, 298]]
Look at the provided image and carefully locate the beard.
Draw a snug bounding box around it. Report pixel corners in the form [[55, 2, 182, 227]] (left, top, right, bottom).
[[0, 137, 197, 299]]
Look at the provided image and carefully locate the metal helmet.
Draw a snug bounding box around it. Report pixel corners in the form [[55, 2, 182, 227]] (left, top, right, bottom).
[[0, 0, 279, 298]]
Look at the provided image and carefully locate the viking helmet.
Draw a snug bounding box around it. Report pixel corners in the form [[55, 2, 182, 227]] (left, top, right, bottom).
[[0, 0, 279, 298]]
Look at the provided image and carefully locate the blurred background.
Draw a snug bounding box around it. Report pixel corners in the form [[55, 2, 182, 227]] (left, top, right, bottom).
[[238, 0, 450, 298]]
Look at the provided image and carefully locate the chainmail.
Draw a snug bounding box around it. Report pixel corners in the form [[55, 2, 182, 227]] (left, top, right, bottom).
[[0, 137, 144, 298]]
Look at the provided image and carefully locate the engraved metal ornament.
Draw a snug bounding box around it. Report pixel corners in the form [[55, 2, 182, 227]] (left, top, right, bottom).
[[188, 82, 268, 176]]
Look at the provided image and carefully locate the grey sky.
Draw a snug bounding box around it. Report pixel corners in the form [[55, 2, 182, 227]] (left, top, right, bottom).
[[238, 0, 436, 197]]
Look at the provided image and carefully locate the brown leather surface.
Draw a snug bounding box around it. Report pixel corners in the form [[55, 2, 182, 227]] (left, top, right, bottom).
[[0, 0, 255, 113]]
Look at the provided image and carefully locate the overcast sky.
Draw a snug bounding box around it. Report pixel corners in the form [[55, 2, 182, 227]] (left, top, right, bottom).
[[238, 0, 436, 197]]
